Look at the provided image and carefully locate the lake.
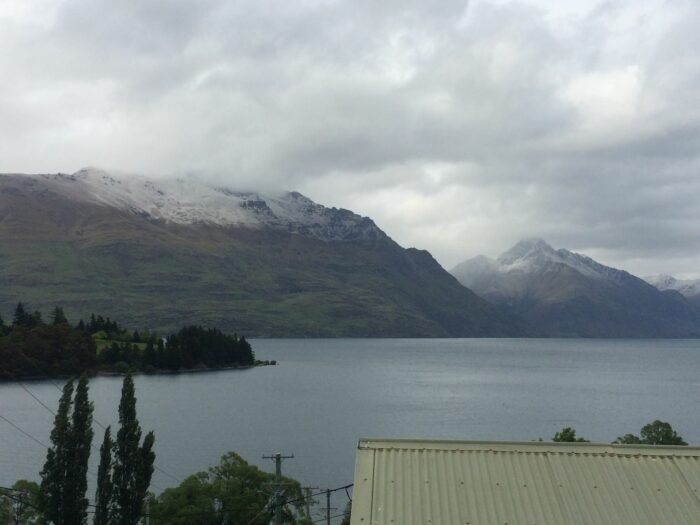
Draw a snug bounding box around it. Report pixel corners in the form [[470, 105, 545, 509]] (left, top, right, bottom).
[[1, 338, 699, 520]]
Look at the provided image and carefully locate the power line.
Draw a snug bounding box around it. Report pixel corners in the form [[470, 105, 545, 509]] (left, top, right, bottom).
[[3, 366, 181, 486], [0, 413, 49, 449], [0, 408, 166, 498]]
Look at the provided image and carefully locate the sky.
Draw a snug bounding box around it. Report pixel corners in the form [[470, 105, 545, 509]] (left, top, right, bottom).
[[1, 0, 699, 277]]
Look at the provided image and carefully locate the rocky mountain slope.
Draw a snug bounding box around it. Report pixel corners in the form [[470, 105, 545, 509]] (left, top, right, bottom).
[[451, 239, 700, 337], [0, 169, 530, 337]]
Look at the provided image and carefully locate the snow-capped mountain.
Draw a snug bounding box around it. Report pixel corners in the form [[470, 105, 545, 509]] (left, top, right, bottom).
[[495, 238, 626, 281], [451, 239, 700, 337], [644, 274, 700, 299], [0, 168, 529, 337], [34, 167, 384, 242]]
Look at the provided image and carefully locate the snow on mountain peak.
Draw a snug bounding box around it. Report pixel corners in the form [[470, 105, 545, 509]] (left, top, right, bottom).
[[644, 274, 700, 298], [39, 168, 384, 242], [495, 239, 622, 281], [497, 238, 555, 265]]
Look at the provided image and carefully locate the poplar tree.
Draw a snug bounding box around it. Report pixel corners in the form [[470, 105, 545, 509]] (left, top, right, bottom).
[[67, 376, 94, 523], [94, 427, 114, 525], [39, 379, 74, 524], [39, 376, 94, 524], [112, 374, 155, 525]]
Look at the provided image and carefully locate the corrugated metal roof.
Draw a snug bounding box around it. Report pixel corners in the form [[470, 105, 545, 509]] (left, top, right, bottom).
[[350, 439, 700, 525]]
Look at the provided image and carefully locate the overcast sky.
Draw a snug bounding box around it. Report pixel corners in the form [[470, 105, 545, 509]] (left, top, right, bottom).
[[1, 0, 699, 277]]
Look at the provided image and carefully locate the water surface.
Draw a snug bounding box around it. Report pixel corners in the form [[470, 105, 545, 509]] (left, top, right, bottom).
[[1, 338, 698, 516]]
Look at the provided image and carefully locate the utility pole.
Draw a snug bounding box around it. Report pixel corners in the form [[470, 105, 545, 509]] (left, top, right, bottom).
[[14, 492, 23, 525], [263, 452, 294, 525], [326, 489, 331, 525], [322, 488, 336, 525], [302, 486, 319, 520]]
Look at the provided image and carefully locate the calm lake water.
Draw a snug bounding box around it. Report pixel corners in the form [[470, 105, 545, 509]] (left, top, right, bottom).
[[1, 338, 699, 518]]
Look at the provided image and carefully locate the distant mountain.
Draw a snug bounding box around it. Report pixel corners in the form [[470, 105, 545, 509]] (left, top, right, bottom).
[[644, 274, 700, 307], [451, 239, 700, 337], [0, 169, 530, 337]]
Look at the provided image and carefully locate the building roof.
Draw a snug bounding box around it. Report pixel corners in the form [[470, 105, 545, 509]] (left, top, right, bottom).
[[350, 438, 700, 525]]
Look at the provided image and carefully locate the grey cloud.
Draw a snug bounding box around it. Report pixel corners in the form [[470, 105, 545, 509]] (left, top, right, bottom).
[[1, 0, 699, 276]]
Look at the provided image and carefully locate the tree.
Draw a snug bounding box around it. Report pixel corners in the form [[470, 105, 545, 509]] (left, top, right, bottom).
[[0, 480, 42, 525], [616, 420, 687, 445], [13, 302, 29, 327], [39, 376, 94, 524], [341, 501, 352, 525], [552, 427, 589, 443], [66, 376, 94, 523], [94, 427, 114, 525], [151, 452, 313, 525], [111, 374, 155, 525], [39, 378, 74, 523], [51, 307, 68, 325]]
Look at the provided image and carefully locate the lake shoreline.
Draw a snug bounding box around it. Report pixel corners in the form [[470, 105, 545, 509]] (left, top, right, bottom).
[[0, 361, 277, 384]]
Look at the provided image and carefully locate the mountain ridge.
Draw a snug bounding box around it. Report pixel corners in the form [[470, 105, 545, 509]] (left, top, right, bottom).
[[0, 169, 532, 337], [451, 239, 700, 337]]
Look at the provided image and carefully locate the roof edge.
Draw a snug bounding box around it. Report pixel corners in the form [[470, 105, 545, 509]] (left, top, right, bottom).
[[357, 438, 700, 456]]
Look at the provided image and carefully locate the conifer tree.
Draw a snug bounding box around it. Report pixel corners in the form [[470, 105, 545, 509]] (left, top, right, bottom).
[[13, 302, 28, 326], [94, 427, 114, 525], [111, 374, 155, 525], [52, 306, 69, 325], [39, 379, 75, 524]]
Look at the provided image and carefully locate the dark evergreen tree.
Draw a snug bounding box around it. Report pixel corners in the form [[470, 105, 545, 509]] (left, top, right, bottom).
[[77, 319, 86, 331], [39, 376, 94, 524], [111, 374, 155, 525], [66, 375, 94, 523], [39, 379, 75, 524], [143, 340, 157, 368], [94, 426, 114, 525], [52, 306, 69, 325], [29, 310, 43, 328], [13, 302, 29, 327]]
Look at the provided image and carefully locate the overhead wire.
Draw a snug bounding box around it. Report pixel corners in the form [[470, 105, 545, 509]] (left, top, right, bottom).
[[2, 362, 181, 486]]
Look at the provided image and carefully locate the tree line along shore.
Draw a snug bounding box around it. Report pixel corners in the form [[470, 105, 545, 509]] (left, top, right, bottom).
[[0, 303, 269, 381]]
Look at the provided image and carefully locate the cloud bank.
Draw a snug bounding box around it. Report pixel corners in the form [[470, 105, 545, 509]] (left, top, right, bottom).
[[1, 0, 699, 276]]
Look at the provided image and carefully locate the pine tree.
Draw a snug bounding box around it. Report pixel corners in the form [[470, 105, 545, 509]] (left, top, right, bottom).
[[39, 379, 75, 524], [13, 302, 28, 326], [94, 427, 114, 525], [52, 306, 69, 325], [111, 374, 155, 525]]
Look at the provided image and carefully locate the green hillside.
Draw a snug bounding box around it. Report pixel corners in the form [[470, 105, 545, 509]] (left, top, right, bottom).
[[0, 176, 530, 337]]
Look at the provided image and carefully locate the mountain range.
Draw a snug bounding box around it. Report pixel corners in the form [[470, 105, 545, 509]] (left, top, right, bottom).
[[451, 239, 700, 338], [0, 168, 529, 337]]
